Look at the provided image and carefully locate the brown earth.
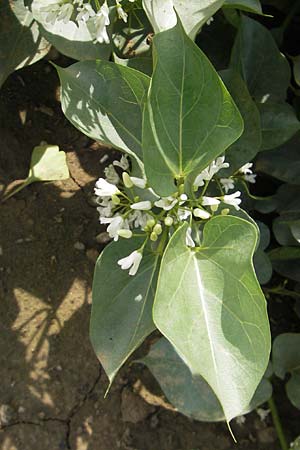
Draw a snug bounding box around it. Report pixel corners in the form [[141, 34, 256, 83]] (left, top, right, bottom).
[[0, 57, 298, 450]]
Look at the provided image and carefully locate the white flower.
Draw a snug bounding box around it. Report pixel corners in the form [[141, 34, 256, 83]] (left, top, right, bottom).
[[128, 211, 152, 229], [97, 197, 113, 218], [220, 178, 235, 193], [193, 208, 211, 219], [76, 3, 95, 22], [154, 196, 178, 211], [222, 191, 242, 210], [177, 208, 191, 221], [201, 196, 220, 206], [131, 201, 152, 211], [118, 250, 143, 276], [256, 408, 270, 422], [104, 164, 120, 185], [101, 215, 126, 240], [92, 1, 110, 44], [244, 173, 257, 184], [58, 3, 74, 23], [95, 178, 119, 197], [239, 163, 253, 175], [113, 155, 129, 170], [193, 156, 229, 188], [131, 176, 146, 189], [186, 227, 195, 247], [116, 3, 128, 22]]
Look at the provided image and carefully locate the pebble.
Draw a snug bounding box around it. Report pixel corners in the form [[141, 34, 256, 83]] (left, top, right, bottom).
[[86, 248, 99, 263], [74, 241, 86, 251], [0, 246, 3, 256], [0, 404, 15, 427], [257, 427, 277, 444], [95, 232, 110, 244]]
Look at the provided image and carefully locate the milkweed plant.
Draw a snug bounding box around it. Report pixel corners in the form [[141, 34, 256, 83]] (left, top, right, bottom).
[[2, 0, 300, 447]]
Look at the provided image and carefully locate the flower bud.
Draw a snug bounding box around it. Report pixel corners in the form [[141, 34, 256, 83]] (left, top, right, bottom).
[[146, 218, 156, 228], [122, 172, 133, 188], [164, 216, 173, 227], [221, 208, 230, 216], [118, 229, 133, 239], [210, 204, 219, 212], [111, 194, 120, 205], [150, 231, 158, 242], [153, 223, 162, 235], [193, 208, 210, 219]]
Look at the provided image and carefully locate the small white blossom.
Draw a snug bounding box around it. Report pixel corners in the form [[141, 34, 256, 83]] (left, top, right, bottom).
[[95, 178, 119, 197], [244, 173, 257, 184], [129, 211, 152, 229], [154, 196, 178, 211], [113, 155, 129, 170], [92, 1, 110, 44], [76, 3, 95, 22], [222, 191, 242, 210], [220, 178, 235, 193], [239, 163, 253, 175], [101, 215, 127, 241], [256, 408, 270, 422], [97, 197, 113, 218], [193, 208, 211, 219], [116, 3, 128, 22], [131, 176, 147, 189], [194, 156, 229, 188], [131, 201, 152, 211], [104, 164, 119, 185], [201, 196, 220, 206], [186, 227, 195, 248], [118, 250, 143, 276], [177, 208, 191, 220]]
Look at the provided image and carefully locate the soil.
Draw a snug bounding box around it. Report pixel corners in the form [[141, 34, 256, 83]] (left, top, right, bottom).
[[0, 57, 299, 450]]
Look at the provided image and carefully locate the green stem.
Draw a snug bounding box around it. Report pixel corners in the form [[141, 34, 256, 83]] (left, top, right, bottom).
[[268, 397, 289, 450], [1, 178, 32, 202]]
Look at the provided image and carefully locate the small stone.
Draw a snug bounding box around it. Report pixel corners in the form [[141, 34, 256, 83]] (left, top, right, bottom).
[[0, 404, 15, 427], [56, 365, 63, 372], [0, 246, 3, 256], [86, 248, 99, 263], [38, 411, 46, 419], [150, 414, 159, 429], [18, 406, 25, 414], [257, 427, 277, 444], [74, 241, 85, 251], [95, 232, 110, 244]]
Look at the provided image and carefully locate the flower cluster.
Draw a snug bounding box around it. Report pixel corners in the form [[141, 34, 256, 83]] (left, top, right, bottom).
[[42, 0, 136, 43], [94, 155, 256, 276]]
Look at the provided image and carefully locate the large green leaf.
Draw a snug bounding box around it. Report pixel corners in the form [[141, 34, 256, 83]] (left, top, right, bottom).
[[31, 0, 111, 60], [273, 333, 300, 409], [269, 247, 300, 282], [255, 133, 300, 184], [143, 21, 243, 196], [258, 103, 300, 151], [220, 69, 261, 174], [57, 61, 150, 164], [230, 16, 290, 103], [223, 0, 262, 13], [142, 0, 224, 40], [0, 0, 50, 87], [137, 337, 272, 422], [90, 237, 159, 384], [153, 216, 271, 422]]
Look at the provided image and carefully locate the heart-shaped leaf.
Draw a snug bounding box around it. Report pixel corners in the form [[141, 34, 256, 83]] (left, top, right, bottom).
[[143, 20, 243, 196], [57, 61, 150, 166], [153, 216, 271, 422], [90, 237, 160, 384], [0, 0, 50, 87]]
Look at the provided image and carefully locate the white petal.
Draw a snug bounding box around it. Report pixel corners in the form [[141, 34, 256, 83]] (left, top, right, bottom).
[[131, 201, 152, 211], [201, 196, 220, 206]]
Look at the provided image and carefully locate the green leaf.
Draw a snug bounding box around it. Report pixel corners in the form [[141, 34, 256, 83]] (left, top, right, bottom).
[[114, 54, 153, 77], [290, 436, 300, 450], [253, 250, 273, 285], [269, 247, 300, 282], [273, 333, 300, 409], [57, 60, 150, 165], [258, 103, 300, 151], [0, 0, 50, 87], [153, 216, 271, 422], [273, 217, 300, 247], [255, 133, 300, 184], [220, 69, 261, 174], [90, 237, 159, 384], [291, 55, 300, 87], [142, 0, 225, 40], [223, 0, 262, 13], [230, 16, 290, 103], [137, 337, 272, 422], [31, 0, 111, 60], [2, 144, 69, 201], [143, 21, 243, 196]]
